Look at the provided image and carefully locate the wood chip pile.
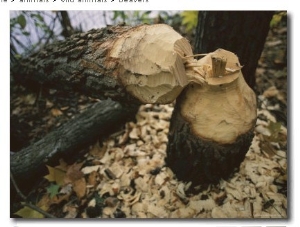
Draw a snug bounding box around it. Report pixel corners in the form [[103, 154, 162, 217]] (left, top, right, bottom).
[[59, 95, 287, 218]]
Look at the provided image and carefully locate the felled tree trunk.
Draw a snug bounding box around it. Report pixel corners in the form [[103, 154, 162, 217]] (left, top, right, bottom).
[[12, 23, 192, 105], [165, 49, 257, 186]]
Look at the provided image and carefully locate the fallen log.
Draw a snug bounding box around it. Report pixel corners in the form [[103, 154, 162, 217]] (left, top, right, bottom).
[[10, 100, 138, 181]]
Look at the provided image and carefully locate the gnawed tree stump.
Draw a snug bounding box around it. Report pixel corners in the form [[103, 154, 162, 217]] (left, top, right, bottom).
[[166, 49, 257, 186]]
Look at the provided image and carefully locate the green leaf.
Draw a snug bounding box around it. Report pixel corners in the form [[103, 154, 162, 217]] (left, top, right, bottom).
[[267, 121, 282, 135], [265, 121, 285, 143], [22, 31, 30, 36], [46, 183, 60, 199], [270, 11, 287, 28], [181, 11, 198, 32], [14, 206, 45, 218], [31, 13, 44, 22], [17, 14, 27, 29]]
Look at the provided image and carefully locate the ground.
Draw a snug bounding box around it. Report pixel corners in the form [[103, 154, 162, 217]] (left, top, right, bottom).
[[10, 19, 287, 218]]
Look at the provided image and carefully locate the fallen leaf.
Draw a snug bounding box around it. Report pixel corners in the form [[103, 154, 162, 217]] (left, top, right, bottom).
[[14, 205, 47, 218], [89, 141, 107, 158], [51, 108, 63, 117], [73, 178, 86, 199], [44, 165, 66, 186], [51, 193, 71, 205], [56, 159, 69, 171], [105, 197, 119, 207], [64, 162, 84, 184], [46, 183, 60, 199], [88, 171, 98, 187]]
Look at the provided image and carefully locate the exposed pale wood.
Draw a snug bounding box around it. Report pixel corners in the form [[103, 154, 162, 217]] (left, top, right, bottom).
[[211, 56, 226, 78], [166, 49, 257, 185], [108, 24, 193, 103], [12, 24, 194, 105]]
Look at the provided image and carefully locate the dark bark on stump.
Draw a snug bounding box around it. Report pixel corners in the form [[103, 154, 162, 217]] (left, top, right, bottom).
[[194, 11, 274, 89], [165, 89, 255, 186], [11, 100, 138, 181]]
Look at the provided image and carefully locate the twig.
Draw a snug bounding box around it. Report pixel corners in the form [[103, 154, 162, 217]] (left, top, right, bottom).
[[21, 202, 57, 219], [184, 53, 208, 58], [10, 172, 27, 201], [10, 172, 57, 218]]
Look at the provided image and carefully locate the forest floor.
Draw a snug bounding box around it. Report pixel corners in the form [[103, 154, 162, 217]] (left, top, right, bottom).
[[10, 20, 287, 218]]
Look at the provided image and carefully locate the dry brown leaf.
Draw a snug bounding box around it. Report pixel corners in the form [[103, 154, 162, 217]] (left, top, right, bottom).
[[89, 141, 107, 158], [64, 162, 84, 184], [44, 165, 66, 186], [51, 108, 63, 117], [73, 178, 86, 199], [105, 197, 119, 207], [87, 171, 98, 187], [51, 193, 71, 205]]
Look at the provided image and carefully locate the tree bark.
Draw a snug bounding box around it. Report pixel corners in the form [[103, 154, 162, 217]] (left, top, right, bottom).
[[165, 50, 257, 187], [194, 11, 274, 89], [11, 100, 138, 181], [11, 24, 140, 105], [12, 23, 192, 105], [11, 23, 191, 181], [165, 89, 254, 186]]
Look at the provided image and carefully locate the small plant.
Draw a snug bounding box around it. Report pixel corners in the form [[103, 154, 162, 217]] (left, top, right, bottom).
[[270, 11, 287, 28]]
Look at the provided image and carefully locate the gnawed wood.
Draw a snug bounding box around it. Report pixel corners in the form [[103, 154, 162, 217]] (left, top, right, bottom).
[[166, 49, 257, 185], [12, 24, 195, 105]]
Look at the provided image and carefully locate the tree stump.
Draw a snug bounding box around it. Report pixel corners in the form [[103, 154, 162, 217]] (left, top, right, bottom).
[[165, 49, 257, 186]]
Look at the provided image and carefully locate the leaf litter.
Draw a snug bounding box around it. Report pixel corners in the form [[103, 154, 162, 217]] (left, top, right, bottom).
[[26, 93, 287, 218]]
